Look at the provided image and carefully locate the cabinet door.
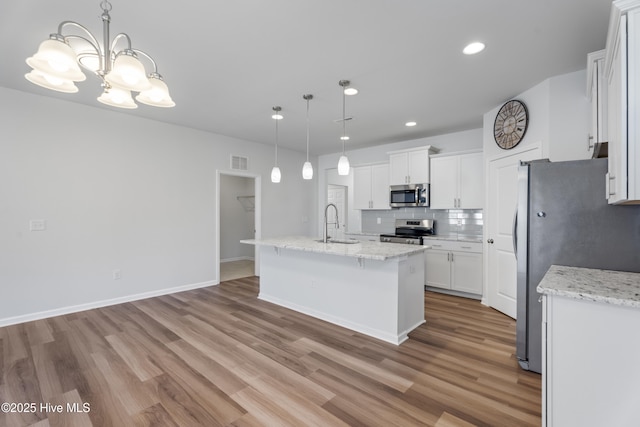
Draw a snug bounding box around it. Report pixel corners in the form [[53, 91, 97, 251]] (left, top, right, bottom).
[[353, 166, 373, 209], [425, 249, 451, 289], [408, 149, 430, 184], [371, 164, 390, 209], [389, 153, 408, 185], [450, 251, 483, 294], [607, 15, 628, 204], [430, 156, 458, 209], [459, 153, 484, 209]]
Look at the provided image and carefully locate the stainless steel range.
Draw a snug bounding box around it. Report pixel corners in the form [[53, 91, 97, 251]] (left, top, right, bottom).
[[380, 219, 435, 245]]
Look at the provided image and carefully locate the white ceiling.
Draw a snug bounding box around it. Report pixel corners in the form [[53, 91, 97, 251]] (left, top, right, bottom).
[[0, 0, 612, 156]]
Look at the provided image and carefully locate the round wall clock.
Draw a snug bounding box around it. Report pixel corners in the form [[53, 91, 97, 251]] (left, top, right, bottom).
[[493, 100, 529, 149]]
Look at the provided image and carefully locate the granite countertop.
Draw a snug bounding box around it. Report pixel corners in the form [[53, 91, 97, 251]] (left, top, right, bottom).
[[537, 265, 640, 308], [241, 236, 428, 261]]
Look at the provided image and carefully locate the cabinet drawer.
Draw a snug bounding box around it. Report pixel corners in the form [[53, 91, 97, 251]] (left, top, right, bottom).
[[424, 239, 482, 253]]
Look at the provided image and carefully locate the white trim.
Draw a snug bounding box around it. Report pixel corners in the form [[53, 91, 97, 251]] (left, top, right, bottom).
[[216, 170, 262, 281], [220, 256, 255, 263], [0, 279, 218, 328]]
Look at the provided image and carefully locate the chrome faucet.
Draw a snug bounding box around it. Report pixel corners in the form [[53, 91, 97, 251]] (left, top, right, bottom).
[[323, 203, 339, 243]]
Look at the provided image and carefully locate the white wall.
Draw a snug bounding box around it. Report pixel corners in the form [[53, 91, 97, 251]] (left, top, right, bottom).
[[220, 175, 254, 261], [483, 69, 590, 161], [0, 87, 316, 325]]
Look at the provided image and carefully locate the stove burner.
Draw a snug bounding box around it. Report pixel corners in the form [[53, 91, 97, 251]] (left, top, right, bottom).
[[379, 219, 435, 245]]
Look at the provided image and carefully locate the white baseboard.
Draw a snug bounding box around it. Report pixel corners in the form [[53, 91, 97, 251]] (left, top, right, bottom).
[[0, 279, 219, 328], [220, 256, 255, 263]]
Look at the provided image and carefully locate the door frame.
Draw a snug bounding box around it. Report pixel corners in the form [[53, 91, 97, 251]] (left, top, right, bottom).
[[216, 170, 262, 282], [483, 142, 542, 312]]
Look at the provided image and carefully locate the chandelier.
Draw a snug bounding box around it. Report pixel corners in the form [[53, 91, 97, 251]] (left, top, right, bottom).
[[24, 0, 174, 109]]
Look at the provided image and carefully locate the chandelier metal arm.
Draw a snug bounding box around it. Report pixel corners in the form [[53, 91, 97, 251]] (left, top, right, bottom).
[[57, 21, 106, 73], [132, 49, 160, 74]]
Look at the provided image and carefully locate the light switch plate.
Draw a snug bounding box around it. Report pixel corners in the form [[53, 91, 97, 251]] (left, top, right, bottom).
[[30, 219, 46, 231]]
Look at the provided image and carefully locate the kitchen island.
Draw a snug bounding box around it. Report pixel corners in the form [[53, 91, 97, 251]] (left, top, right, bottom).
[[241, 236, 428, 344]]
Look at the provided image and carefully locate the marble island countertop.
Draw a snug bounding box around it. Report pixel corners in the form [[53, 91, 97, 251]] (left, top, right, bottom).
[[537, 265, 640, 308], [241, 236, 428, 261]]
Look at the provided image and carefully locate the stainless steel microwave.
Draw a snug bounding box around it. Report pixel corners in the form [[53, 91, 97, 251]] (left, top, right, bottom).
[[389, 184, 429, 207]]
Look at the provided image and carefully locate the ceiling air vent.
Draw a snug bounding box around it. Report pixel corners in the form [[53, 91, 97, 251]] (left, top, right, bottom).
[[230, 155, 248, 171]]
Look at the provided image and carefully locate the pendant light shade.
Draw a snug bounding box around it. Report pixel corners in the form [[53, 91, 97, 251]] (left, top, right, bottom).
[[302, 94, 314, 180], [25, 38, 87, 84], [302, 162, 313, 180], [337, 155, 350, 176], [105, 51, 152, 92], [25, 69, 79, 93], [271, 106, 282, 184], [97, 86, 137, 109], [136, 74, 175, 107], [271, 166, 282, 183]]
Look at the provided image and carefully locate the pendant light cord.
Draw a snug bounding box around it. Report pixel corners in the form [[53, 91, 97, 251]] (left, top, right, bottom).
[[342, 86, 346, 155], [275, 115, 279, 166], [306, 98, 310, 162]]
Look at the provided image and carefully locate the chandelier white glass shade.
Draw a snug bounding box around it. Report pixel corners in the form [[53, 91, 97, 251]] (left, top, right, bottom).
[[24, 1, 174, 109], [302, 94, 314, 180], [337, 80, 352, 176], [271, 106, 282, 184]]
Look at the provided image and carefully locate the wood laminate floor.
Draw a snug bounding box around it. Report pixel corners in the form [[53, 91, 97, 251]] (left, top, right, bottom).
[[0, 277, 541, 426], [220, 260, 255, 282]]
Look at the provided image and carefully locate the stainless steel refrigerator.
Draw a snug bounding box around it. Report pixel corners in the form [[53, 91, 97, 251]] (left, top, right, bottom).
[[515, 158, 640, 373]]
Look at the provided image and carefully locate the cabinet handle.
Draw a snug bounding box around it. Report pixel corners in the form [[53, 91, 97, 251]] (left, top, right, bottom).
[[447, 252, 450, 261], [606, 173, 615, 197], [588, 133, 594, 150], [450, 252, 454, 262]]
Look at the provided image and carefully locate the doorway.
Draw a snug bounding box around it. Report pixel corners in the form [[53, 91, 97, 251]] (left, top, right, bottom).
[[327, 184, 347, 239], [216, 171, 261, 283]]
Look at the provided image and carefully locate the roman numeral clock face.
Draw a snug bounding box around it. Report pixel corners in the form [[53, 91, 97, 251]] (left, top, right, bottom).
[[493, 100, 529, 149]]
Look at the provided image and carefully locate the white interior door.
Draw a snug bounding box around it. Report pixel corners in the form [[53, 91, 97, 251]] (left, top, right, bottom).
[[486, 146, 541, 318], [327, 184, 347, 239]]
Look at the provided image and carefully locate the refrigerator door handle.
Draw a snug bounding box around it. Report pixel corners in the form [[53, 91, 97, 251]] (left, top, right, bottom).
[[512, 204, 518, 260]]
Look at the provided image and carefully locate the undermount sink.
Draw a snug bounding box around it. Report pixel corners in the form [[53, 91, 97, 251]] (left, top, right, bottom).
[[316, 238, 360, 244]]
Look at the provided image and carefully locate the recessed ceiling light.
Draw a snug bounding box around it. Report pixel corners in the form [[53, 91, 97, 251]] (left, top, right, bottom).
[[343, 87, 358, 96], [463, 42, 485, 55], [405, 121, 417, 127]]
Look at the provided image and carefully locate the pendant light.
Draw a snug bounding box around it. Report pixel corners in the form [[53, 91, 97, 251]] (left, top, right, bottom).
[[302, 94, 314, 180], [337, 80, 352, 176], [271, 106, 282, 183]]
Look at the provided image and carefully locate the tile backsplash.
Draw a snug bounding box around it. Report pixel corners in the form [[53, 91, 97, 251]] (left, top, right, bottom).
[[360, 207, 483, 240]]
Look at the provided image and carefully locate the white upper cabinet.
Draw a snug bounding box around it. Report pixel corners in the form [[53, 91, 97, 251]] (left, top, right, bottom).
[[587, 49, 607, 157], [605, 0, 640, 204], [353, 164, 389, 210], [430, 152, 484, 209], [388, 146, 437, 185]]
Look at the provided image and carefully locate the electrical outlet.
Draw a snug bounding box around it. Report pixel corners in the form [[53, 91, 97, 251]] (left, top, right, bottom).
[[113, 269, 122, 280], [377, 217, 382, 224]]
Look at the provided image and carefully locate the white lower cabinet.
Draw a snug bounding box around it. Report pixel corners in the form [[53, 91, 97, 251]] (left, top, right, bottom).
[[542, 294, 640, 426], [424, 240, 482, 296]]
